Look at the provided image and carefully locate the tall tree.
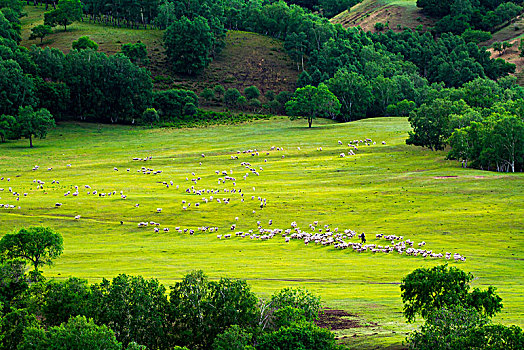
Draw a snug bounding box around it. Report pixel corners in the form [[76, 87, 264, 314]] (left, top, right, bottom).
[[14, 106, 55, 148], [0, 113, 16, 142], [44, 0, 82, 31], [0, 59, 35, 116], [327, 69, 373, 121], [286, 83, 341, 127], [164, 16, 214, 75]]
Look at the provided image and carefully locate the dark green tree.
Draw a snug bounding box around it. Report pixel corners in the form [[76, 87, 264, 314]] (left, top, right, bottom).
[[200, 88, 215, 104], [406, 98, 469, 151], [0, 113, 16, 142], [29, 25, 52, 44], [0, 227, 63, 274], [406, 305, 490, 350], [0, 307, 39, 350], [213, 84, 225, 100], [14, 106, 55, 148], [168, 270, 259, 350], [0, 259, 28, 311], [89, 274, 169, 350], [244, 85, 260, 100], [224, 88, 241, 107], [0, 59, 35, 116], [44, 0, 82, 31], [257, 321, 338, 350], [42, 277, 91, 327], [164, 16, 214, 75]]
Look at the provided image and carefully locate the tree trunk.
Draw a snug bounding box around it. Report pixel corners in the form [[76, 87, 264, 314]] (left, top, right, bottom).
[[29, 134, 33, 148], [308, 118, 312, 128]]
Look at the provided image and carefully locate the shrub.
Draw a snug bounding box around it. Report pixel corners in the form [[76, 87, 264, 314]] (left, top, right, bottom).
[[72, 36, 98, 51], [257, 321, 337, 350], [244, 85, 260, 100], [152, 89, 199, 121], [224, 88, 241, 107]]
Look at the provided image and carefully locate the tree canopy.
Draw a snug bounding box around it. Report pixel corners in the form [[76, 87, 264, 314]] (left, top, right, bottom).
[[286, 83, 341, 127], [0, 227, 63, 275]]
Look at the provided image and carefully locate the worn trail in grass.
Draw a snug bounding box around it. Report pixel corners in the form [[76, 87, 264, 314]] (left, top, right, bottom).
[[0, 117, 522, 349]]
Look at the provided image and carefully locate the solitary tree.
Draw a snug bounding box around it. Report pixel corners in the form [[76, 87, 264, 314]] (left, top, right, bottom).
[[43, 0, 82, 32], [0, 227, 63, 275], [285, 83, 341, 128], [29, 25, 53, 44], [72, 36, 98, 51], [15, 106, 55, 148]]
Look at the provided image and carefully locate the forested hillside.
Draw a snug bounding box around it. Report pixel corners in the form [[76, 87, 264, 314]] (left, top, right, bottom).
[[1, 0, 523, 167]]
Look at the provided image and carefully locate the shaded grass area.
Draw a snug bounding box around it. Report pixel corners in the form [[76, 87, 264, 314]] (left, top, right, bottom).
[[0, 117, 522, 349], [19, 5, 298, 95]]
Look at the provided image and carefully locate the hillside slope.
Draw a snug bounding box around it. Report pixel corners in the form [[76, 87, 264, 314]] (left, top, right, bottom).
[[20, 5, 298, 95], [331, 0, 434, 32], [332, 0, 524, 84]]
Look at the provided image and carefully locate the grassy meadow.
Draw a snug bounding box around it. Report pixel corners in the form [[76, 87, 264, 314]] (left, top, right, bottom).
[[0, 117, 522, 348]]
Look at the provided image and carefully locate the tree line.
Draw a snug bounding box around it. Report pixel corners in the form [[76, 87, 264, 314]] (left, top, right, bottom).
[[406, 77, 524, 172], [0, 227, 339, 350], [417, 0, 524, 35], [1, 226, 523, 349]]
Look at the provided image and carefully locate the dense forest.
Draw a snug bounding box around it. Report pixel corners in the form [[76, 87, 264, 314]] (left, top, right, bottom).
[[1, 227, 523, 349], [0, 0, 523, 169]]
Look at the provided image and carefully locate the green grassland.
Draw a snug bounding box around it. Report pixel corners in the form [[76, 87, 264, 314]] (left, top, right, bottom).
[[20, 5, 298, 95], [0, 117, 522, 348]]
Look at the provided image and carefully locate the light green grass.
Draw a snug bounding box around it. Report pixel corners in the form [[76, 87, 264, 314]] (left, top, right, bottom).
[[0, 117, 523, 349]]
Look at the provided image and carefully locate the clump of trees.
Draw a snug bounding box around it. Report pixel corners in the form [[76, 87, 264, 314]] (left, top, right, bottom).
[[0, 227, 336, 350], [417, 0, 524, 35], [406, 77, 524, 172], [401, 264, 523, 349]]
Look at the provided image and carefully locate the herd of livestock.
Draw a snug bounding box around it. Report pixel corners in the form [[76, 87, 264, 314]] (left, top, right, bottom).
[[0, 138, 467, 262]]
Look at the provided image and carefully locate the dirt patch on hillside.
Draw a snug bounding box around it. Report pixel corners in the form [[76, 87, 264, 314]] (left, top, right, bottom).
[[316, 308, 378, 330]]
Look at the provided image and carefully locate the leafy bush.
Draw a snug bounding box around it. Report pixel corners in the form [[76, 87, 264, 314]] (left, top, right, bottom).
[[72, 36, 98, 51], [152, 89, 199, 122], [19, 315, 121, 350], [257, 321, 338, 350]]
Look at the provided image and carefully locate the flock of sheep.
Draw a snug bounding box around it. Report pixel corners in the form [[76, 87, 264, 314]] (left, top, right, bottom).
[[0, 137, 467, 262]]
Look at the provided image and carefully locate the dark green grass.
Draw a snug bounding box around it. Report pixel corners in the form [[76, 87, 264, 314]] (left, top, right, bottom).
[[0, 117, 522, 349]]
